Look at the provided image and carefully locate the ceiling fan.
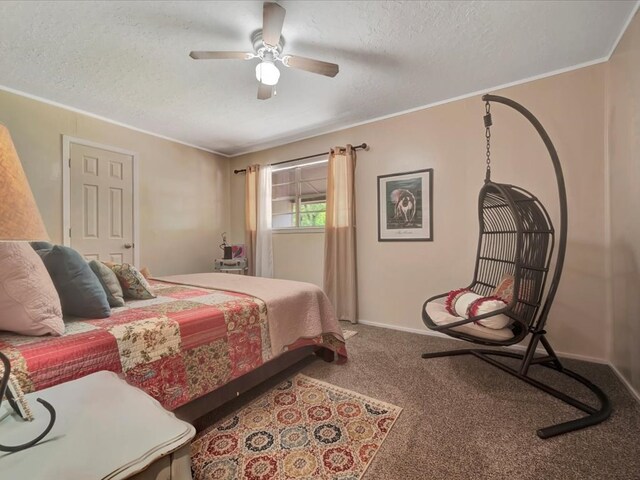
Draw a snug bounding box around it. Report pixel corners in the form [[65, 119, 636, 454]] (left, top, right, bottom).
[[189, 2, 339, 100]]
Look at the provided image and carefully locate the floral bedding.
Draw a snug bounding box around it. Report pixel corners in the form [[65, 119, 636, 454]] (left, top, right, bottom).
[[0, 280, 347, 410]]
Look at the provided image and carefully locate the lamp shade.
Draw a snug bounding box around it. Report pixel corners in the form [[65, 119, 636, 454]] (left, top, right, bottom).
[[0, 124, 48, 241]]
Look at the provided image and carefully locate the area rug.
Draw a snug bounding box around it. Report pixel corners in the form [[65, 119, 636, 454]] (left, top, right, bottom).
[[191, 374, 402, 479], [343, 329, 358, 340]]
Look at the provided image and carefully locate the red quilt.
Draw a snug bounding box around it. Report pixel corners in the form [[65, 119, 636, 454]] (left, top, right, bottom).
[[0, 280, 346, 410]]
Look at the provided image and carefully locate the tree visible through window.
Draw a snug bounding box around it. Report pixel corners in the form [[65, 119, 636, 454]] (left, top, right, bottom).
[[300, 201, 326, 227], [272, 160, 327, 230]]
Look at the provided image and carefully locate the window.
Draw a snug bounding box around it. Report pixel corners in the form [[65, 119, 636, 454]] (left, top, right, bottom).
[[272, 159, 327, 230]]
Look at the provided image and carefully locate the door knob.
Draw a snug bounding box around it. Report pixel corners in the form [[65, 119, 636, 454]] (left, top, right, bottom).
[[124, 243, 133, 249]]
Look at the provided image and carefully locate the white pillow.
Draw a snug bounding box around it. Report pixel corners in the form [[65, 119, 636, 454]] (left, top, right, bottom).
[[426, 299, 515, 341], [0, 243, 64, 336], [445, 289, 511, 330]]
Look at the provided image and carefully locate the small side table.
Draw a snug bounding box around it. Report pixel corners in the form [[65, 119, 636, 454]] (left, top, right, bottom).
[[214, 257, 248, 275], [0, 371, 195, 480]]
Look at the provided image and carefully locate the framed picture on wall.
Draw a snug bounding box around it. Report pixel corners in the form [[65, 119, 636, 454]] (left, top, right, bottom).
[[377, 168, 433, 242]]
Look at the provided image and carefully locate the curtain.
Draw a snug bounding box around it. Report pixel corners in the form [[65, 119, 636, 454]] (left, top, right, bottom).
[[245, 165, 259, 276], [245, 164, 273, 277], [256, 165, 273, 277], [323, 145, 357, 322]]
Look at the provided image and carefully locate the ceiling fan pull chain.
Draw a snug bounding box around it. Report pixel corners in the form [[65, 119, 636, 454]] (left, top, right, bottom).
[[484, 100, 492, 183]]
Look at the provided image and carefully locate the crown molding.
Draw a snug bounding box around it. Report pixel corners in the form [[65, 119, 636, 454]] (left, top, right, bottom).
[[0, 84, 230, 158], [228, 56, 608, 157]]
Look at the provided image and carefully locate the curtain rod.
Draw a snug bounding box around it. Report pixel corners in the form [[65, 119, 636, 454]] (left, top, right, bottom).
[[233, 143, 368, 174]]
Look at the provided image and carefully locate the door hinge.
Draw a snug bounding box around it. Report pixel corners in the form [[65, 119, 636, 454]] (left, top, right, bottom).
[[68, 158, 71, 168], [69, 228, 71, 238]]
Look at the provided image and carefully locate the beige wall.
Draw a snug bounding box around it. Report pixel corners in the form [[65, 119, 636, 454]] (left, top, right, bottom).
[[272, 232, 325, 287], [606, 12, 640, 391], [0, 89, 229, 276], [231, 65, 608, 361]]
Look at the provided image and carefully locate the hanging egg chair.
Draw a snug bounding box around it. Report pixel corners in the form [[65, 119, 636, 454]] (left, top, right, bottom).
[[421, 94, 610, 439]]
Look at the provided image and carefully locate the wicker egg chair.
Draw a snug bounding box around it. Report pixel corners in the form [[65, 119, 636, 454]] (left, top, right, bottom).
[[421, 94, 610, 439]]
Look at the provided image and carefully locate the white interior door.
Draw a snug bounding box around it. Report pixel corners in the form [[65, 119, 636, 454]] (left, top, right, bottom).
[[69, 143, 134, 264]]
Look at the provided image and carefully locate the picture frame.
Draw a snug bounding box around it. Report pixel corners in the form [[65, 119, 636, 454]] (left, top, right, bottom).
[[377, 168, 433, 242], [231, 244, 246, 259]]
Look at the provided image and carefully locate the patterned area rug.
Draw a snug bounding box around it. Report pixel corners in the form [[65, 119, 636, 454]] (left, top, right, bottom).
[[191, 374, 402, 479], [343, 329, 358, 340]]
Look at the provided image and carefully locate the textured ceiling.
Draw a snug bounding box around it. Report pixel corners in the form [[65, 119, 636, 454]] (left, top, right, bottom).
[[0, 1, 636, 156]]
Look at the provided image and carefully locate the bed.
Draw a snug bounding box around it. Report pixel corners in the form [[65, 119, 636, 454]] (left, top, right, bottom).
[[1, 274, 347, 417]]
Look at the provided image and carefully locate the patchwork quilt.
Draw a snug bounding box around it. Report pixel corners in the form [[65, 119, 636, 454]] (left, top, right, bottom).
[[0, 281, 346, 410]]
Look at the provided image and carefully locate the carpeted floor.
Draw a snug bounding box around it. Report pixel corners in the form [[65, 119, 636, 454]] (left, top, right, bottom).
[[194, 323, 640, 479]]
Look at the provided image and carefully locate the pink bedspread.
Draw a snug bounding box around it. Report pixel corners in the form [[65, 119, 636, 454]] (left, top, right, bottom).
[[157, 273, 346, 356], [0, 279, 346, 410]]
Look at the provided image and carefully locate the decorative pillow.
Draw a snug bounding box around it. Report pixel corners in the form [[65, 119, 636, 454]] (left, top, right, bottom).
[[140, 266, 152, 280], [444, 288, 511, 329], [110, 263, 156, 300], [0, 243, 64, 336], [493, 273, 535, 303], [89, 260, 125, 307], [30, 241, 53, 251], [493, 273, 515, 303], [425, 299, 514, 341], [445, 288, 471, 315], [37, 246, 111, 318], [466, 295, 511, 329]]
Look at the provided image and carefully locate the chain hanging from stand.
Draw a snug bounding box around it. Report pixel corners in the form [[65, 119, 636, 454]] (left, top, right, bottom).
[[484, 100, 492, 182]]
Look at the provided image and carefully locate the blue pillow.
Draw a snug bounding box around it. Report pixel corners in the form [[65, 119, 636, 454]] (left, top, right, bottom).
[[37, 246, 111, 319], [30, 241, 53, 251]]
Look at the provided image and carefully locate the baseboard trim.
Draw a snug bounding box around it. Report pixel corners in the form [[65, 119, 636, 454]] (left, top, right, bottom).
[[359, 319, 450, 338], [357, 319, 609, 365], [609, 362, 640, 404]]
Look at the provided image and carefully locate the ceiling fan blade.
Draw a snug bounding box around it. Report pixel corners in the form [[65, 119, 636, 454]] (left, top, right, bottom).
[[282, 55, 339, 77], [257, 83, 273, 100], [263, 2, 286, 47], [189, 51, 254, 60]]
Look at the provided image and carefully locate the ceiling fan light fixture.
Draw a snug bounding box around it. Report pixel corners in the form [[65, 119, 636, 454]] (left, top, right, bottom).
[[188, 2, 339, 99], [255, 60, 280, 86]]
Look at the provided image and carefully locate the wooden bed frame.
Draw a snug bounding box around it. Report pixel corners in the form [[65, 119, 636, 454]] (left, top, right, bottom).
[[174, 346, 333, 423]]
